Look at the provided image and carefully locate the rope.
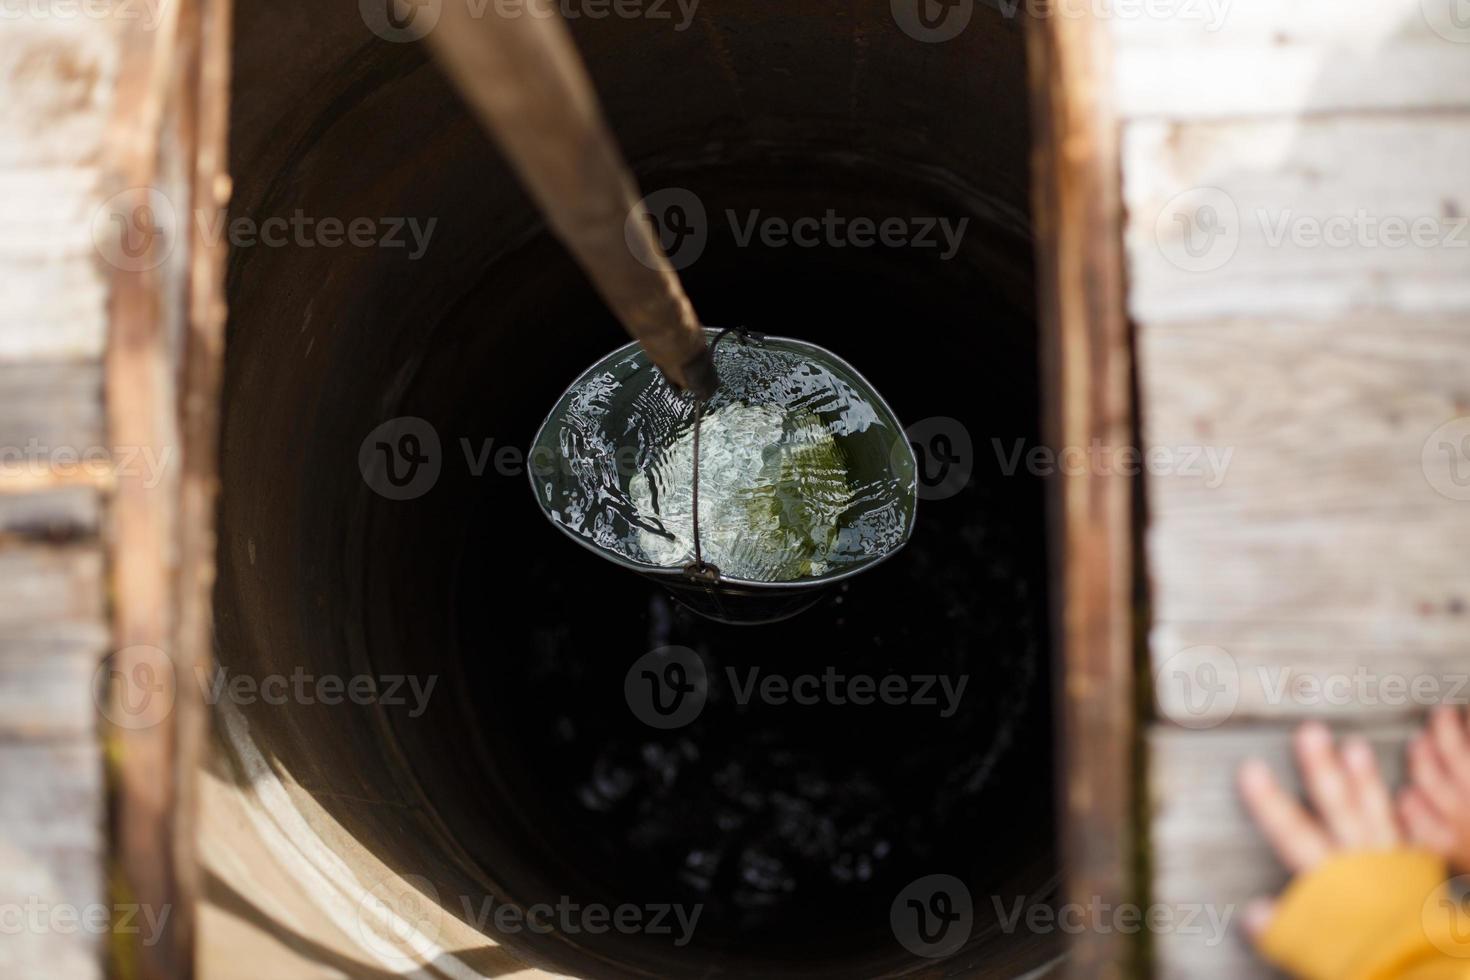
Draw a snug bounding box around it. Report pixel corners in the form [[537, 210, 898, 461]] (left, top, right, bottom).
[[686, 325, 756, 582]]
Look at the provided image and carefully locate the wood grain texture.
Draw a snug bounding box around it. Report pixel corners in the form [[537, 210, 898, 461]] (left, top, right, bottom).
[[0, 488, 101, 540], [0, 623, 109, 742], [1111, 0, 1470, 119], [1148, 723, 1416, 980], [0, 18, 117, 362], [1123, 114, 1470, 322], [1139, 315, 1470, 723], [1028, 7, 1138, 978], [0, 362, 105, 458], [0, 742, 104, 980]]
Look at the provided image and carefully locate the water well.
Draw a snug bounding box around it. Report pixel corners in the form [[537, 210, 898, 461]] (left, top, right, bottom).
[[215, 1, 1058, 975]]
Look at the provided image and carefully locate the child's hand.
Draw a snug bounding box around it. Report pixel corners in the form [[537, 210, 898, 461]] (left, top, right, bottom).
[[1237, 722, 1403, 940], [1398, 704, 1470, 873]]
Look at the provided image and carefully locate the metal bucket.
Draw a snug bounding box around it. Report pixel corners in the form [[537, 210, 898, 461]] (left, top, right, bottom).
[[530, 329, 918, 624]]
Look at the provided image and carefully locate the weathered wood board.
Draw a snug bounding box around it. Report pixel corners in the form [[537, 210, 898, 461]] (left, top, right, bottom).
[[1110, 0, 1470, 119], [1124, 115, 1470, 322]]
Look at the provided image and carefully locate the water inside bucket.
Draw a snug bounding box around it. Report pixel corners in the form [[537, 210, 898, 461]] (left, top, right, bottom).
[[530, 330, 917, 591]]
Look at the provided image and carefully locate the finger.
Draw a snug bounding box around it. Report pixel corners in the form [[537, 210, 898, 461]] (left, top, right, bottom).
[[1242, 898, 1278, 943], [1296, 722, 1368, 847], [1239, 757, 1332, 872], [1399, 787, 1457, 855], [1409, 733, 1460, 819], [1342, 737, 1399, 847], [1430, 706, 1470, 793]]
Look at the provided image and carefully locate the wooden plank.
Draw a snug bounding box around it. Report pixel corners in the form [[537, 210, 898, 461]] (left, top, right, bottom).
[[1116, 46, 1470, 120], [0, 545, 105, 631], [0, 17, 118, 362], [1110, 0, 1456, 46], [1123, 115, 1470, 322], [0, 622, 109, 742], [0, 488, 101, 540], [1139, 315, 1470, 524], [1152, 627, 1470, 726], [1148, 723, 1415, 980], [1110, 0, 1470, 118], [0, 362, 105, 459], [1027, 6, 1138, 979], [1138, 314, 1470, 722], [0, 742, 104, 980]]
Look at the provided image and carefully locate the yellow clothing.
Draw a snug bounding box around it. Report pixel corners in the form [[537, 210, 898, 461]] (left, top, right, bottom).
[[1260, 850, 1470, 979]]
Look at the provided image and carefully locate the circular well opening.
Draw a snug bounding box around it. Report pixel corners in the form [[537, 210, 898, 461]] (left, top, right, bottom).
[[217, 4, 1058, 976]]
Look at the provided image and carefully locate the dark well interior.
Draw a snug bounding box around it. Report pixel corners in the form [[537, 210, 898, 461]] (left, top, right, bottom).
[[217, 1, 1056, 976]]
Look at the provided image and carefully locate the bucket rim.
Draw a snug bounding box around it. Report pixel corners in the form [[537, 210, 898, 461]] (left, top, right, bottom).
[[526, 327, 919, 592]]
